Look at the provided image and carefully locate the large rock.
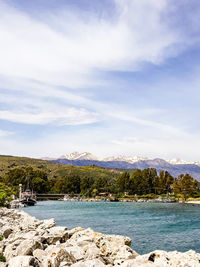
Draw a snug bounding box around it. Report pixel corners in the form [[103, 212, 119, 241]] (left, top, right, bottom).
[[1, 227, 12, 239], [42, 226, 69, 245], [43, 246, 76, 266], [120, 258, 154, 267], [71, 259, 107, 267], [84, 243, 101, 260], [112, 245, 138, 265], [121, 250, 200, 267], [33, 248, 48, 263], [21, 230, 39, 240], [16, 239, 43, 256], [68, 227, 137, 265], [144, 249, 200, 267], [4, 239, 23, 259], [7, 256, 41, 267], [69, 228, 131, 247], [67, 227, 85, 238], [39, 218, 56, 230], [17, 210, 41, 230], [65, 246, 85, 261]]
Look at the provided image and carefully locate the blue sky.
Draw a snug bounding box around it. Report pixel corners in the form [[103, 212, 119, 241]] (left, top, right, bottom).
[[0, 0, 200, 160]]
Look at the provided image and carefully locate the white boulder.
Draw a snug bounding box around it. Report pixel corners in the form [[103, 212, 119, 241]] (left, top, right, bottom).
[[71, 259, 106, 267], [7, 256, 41, 267]]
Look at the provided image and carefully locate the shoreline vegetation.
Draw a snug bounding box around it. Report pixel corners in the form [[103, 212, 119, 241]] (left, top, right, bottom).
[[1, 208, 200, 267], [1, 155, 200, 207]]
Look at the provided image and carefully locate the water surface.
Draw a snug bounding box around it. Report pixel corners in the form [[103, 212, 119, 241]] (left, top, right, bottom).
[[23, 201, 200, 254]]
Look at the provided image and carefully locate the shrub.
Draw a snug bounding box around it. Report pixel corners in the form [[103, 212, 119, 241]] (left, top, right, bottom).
[[140, 194, 157, 199], [0, 183, 14, 207], [0, 253, 6, 262]]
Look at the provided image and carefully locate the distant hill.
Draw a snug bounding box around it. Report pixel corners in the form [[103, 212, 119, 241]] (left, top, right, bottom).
[[0, 154, 58, 175], [1, 154, 200, 183], [51, 156, 200, 181], [0, 155, 120, 184]]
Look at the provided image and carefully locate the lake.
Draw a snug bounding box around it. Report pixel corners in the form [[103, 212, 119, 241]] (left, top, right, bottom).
[[22, 201, 200, 254]]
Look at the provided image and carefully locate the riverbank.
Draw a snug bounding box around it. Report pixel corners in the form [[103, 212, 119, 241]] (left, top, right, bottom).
[[63, 195, 200, 204], [62, 195, 178, 203], [1, 208, 200, 266]]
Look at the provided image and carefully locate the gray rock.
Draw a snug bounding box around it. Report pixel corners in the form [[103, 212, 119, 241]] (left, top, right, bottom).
[[68, 227, 85, 238], [1, 227, 12, 239], [71, 259, 106, 267], [16, 239, 43, 256], [123, 250, 200, 267], [39, 218, 56, 230], [120, 258, 154, 267], [4, 239, 23, 259], [65, 246, 85, 261], [42, 226, 69, 245], [33, 248, 48, 263], [84, 243, 101, 260], [43, 246, 76, 267], [7, 256, 41, 267]]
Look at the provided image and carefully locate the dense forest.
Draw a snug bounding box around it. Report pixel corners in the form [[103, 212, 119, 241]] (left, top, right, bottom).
[[0, 155, 200, 206]]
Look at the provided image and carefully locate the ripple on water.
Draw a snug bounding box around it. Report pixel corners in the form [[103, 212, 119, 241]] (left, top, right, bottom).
[[22, 201, 200, 254]]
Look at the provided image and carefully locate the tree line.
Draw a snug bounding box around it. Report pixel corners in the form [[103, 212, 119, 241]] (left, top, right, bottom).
[[116, 169, 199, 199], [0, 165, 200, 206]]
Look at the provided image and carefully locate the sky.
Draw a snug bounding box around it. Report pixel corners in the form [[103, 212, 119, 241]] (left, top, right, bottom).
[[0, 0, 200, 160]]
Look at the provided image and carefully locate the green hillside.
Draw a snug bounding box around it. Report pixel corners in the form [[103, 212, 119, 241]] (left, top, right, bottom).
[[0, 155, 59, 175], [0, 155, 120, 195], [0, 155, 199, 206]]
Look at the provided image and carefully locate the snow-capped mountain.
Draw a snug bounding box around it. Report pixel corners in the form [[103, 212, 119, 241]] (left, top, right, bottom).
[[47, 152, 200, 180], [103, 155, 149, 163], [166, 158, 200, 166], [45, 152, 200, 166], [59, 152, 98, 161], [103, 155, 200, 166]]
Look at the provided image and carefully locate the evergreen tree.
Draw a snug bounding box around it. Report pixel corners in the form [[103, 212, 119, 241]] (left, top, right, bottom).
[[116, 172, 130, 193], [173, 174, 199, 200]]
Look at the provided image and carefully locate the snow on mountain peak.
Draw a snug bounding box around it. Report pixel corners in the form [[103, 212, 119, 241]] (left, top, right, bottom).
[[166, 158, 200, 165], [57, 152, 200, 166], [60, 152, 98, 161], [103, 155, 149, 163]]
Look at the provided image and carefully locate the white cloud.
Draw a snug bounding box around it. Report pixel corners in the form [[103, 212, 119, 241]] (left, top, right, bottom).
[[0, 129, 12, 137], [0, 0, 179, 87], [0, 0, 185, 127], [0, 108, 98, 125], [0, 77, 100, 126], [104, 107, 187, 138], [0, 0, 199, 160]]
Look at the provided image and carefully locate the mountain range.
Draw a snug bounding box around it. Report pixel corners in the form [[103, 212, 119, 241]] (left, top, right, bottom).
[[46, 152, 200, 180]]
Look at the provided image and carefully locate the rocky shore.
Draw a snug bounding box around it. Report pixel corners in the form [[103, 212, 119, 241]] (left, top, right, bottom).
[[62, 196, 177, 203], [0, 208, 200, 266]]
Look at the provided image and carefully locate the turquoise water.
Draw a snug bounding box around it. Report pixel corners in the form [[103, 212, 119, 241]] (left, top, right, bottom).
[[23, 201, 200, 254]]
